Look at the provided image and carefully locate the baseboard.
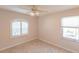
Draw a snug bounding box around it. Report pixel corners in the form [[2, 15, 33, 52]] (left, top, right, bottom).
[[39, 38, 78, 53], [0, 37, 37, 51]]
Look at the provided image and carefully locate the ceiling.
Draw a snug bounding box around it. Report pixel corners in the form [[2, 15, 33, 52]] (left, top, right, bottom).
[[0, 5, 79, 16]]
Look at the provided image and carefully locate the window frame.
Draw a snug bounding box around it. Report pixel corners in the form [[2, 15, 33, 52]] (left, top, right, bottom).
[[10, 19, 29, 38], [60, 16, 79, 42]]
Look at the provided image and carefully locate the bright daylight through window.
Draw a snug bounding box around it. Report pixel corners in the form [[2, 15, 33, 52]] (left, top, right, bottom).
[[12, 20, 28, 37], [61, 16, 79, 40]]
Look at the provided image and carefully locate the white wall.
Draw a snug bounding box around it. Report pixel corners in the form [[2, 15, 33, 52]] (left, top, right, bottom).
[[38, 8, 79, 52], [0, 9, 38, 51], [1, 7, 79, 52]]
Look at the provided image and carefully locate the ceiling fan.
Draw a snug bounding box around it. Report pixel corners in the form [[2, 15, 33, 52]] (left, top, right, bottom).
[[29, 5, 46, 16]]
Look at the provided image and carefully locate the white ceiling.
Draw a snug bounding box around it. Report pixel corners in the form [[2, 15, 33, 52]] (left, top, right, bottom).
[[0, 5, 79, 16]]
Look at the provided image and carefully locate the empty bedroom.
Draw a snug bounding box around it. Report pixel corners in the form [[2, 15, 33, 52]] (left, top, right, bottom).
[[0, 5, 79, 53]]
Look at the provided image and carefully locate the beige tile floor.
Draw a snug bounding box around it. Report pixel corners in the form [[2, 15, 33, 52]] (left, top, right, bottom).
[[0, 39, 70, 53]]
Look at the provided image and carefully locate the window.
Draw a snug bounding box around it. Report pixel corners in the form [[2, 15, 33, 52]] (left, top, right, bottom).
[[12, 20, 28, 37], [22, 22, 28, 34], [12, 21, 21, 36], [61, 16, 79, 40]]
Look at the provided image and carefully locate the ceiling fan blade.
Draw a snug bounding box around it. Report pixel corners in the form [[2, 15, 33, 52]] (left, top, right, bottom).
[[0, 5, 33, 15], [36, 9, 48, 13]]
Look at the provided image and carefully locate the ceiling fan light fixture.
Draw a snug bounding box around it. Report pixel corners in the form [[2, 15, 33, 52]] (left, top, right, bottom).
[[30, 12, 35, 16], [30, 11, 39, 16], [35, 12, 39, 16]]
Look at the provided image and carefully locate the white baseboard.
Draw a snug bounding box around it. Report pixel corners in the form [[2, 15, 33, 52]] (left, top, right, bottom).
[[39, 38, 78, 53], [0, 37, 37, 51]]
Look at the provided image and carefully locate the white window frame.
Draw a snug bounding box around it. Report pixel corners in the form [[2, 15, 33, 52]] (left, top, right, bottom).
[[61, 16, 79, 41], [11, 19, 29, 37]]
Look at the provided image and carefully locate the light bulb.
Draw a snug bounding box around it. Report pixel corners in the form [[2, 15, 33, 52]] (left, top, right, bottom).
[[30, 12, 35, 16], [35, 12, 39, 16]]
